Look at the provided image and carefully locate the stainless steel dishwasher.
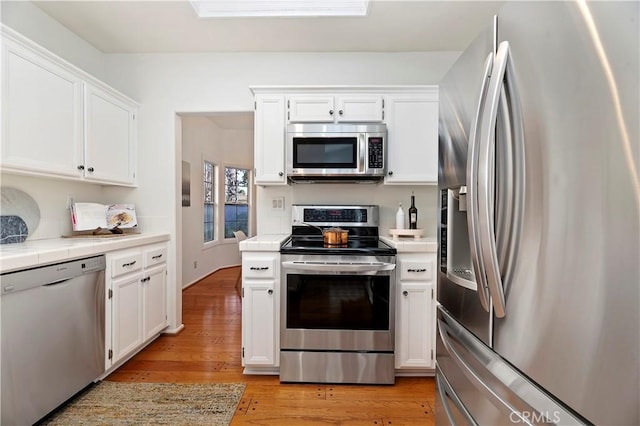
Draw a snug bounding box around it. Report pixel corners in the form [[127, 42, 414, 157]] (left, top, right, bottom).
[[1, 255, 106, 425]]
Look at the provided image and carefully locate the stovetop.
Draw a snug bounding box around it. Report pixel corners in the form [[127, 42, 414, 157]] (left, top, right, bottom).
[[281, 204, 396, 255]]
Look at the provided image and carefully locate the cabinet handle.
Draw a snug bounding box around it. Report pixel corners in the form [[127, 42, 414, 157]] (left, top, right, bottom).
[[122, 260, 137, 267], [388, 171, 394, 176], [141, 277, 150, 283], [268, 289, 274, 295], [407, 268, 427, 273], [339, 109, 344, 115], [77, 165, 85, 171], [87, 167, 95, 172], [278, 172, 284, 177], [403, 290, 409, 296], [250, 266, 269, 271], [329, 109, 334, 115], [152, 254, 163, 260]]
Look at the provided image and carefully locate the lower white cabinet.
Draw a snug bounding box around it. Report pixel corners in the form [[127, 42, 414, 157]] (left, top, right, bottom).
[[106, 242, 168, 368], [241, 252, 280, 370], [395, 253, 436, 369]]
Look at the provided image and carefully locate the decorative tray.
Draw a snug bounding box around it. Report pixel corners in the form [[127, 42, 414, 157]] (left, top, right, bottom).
[[388, 228, 424, 239]]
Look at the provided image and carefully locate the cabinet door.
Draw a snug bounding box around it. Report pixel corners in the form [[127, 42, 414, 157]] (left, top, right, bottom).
[[384, 95, 439, 184], [84, 84, 137, 185], [254, 94, 287, 185], [336, 95, 383, 122], [242, 279, 278, 366], [112, 273, 144, 363], [142, 265, 167, 340], [1, 38, 83, 177], [396, 282, 434, 368], [287, 95, 335, 122]]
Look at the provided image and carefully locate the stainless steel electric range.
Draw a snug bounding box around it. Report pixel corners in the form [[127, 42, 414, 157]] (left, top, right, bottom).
[[279, 205, 397, 384]]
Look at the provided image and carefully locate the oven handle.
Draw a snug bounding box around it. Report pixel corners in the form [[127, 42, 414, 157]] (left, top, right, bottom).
[[282, 261, 396, 273]]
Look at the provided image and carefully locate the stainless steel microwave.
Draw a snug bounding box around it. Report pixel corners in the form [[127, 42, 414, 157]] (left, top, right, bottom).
[[286, 123, 387, 183]]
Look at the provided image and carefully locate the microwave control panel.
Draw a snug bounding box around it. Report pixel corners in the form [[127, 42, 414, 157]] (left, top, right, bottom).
[[368, 137, 384, 169]]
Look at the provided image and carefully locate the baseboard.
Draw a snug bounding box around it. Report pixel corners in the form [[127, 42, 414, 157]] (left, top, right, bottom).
[[182, 264, 241, 289]]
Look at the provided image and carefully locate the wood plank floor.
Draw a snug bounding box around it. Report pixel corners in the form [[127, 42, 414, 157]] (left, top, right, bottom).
[[106, 266, 436, 425]]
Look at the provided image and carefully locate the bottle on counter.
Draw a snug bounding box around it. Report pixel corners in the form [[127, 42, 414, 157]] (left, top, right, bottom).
[[409, 192, 418, 229], [396, 202, 405, 229]]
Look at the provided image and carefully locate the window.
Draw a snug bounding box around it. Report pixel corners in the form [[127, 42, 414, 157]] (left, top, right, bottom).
[[224, 167, 249, 238], [203, 160, 215, 242]]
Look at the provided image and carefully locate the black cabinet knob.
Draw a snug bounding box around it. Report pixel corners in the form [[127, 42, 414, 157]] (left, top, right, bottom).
[[77, 165, 85, 171], [329, 110, 334, 115], [87, 167, 95, 172], [388, 171, 394, 176], [403, 290, 409, 296], [268, 289, 274, 295], [279, 172, 284, 176]]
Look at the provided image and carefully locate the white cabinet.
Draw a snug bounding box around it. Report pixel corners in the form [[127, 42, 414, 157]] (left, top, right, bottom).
[[254, 94, 287, 185], [0, 27, 137, 186], [395, 254, 436, 369], [106, 243, 168, 368], [384, 92, 439, 184], [241, 252, 280, 370], [83, 84, 137, 185], [287, 95, 383, 123], [1, 35, 84, 178]]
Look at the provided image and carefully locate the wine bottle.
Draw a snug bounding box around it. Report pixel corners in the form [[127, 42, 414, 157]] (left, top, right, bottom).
[[409, 192, 418, 229]]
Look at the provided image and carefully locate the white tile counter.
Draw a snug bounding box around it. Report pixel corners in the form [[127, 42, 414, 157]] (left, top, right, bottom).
[[380, 236, 438, 253], [239, 234, 290, 252], [0, 233, 170, 273]]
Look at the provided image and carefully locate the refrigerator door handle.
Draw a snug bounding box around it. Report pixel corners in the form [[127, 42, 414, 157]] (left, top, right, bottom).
[[477, 41, 512, 317], [436, 366, 479, 426], [466, 52, 494, 313], [437, 307, 584, 425]]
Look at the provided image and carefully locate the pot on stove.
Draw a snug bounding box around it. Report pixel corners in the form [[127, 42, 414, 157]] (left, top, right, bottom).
[[323, 227, 348, 246]]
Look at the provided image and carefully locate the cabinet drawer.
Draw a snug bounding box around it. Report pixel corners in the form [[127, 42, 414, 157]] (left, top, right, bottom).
[[399, 259, 433, 282], [144, 246, 167, 268], [243, 258, 276, 279], [111, 252, 143, 278]]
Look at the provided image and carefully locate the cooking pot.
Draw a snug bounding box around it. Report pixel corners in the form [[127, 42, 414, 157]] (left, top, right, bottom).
[[294, 220, 349, 245], [323, 227, 349, 246]]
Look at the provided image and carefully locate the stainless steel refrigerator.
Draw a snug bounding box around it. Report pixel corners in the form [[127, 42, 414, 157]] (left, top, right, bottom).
[[436, 1, 639, 424]]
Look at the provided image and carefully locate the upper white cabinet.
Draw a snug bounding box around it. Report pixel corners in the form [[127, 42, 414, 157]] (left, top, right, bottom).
[[384, 92, 439, 185], [254, 94, 287, 185], [251, 86, 438, 186], [1, 35, 84, 178], [287, 95, 383, 123], [84, 84, 137, 185], [0, 27, 138, 186]]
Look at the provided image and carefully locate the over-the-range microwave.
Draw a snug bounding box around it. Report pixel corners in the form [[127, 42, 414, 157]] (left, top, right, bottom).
[[286, 123, 387, 183]]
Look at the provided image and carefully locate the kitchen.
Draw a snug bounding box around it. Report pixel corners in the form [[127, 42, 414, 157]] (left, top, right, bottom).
[[1, 1, 638, 425]]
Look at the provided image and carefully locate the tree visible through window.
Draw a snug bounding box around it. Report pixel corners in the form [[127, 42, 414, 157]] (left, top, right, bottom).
[[203, 160, 215, 242], [224, 167, 249, 238]]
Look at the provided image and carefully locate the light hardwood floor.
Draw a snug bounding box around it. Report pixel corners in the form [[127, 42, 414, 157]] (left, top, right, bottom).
[[106, 266, 436, 425]]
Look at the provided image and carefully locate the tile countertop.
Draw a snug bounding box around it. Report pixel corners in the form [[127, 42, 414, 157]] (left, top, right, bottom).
[[380, 236, 438, 253], [0, 233, 170, 274], [239, 234, 290, 252]]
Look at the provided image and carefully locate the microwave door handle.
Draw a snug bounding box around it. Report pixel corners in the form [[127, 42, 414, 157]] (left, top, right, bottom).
[[359, 133, 366, 173]]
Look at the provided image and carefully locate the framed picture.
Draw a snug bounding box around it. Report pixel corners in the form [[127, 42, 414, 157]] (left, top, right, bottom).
[[182, 161, 191, 207]]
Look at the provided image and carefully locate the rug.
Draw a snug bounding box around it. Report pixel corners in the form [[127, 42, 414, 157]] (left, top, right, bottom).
[[42, 381, 246, 426]]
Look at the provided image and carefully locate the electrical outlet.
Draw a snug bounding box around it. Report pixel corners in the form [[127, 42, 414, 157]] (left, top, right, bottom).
[[272, 196, 285, 211], [193, 261, 198, 269]]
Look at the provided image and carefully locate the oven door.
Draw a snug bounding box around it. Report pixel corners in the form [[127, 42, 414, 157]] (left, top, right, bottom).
[[281, 254, 396, 352]]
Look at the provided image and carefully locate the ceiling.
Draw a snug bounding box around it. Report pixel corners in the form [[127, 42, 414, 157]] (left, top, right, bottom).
[[32, 1, 505, 54]]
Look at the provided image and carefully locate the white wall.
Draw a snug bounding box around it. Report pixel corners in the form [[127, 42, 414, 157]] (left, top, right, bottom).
[[180, 116, 253, 287], [1, 1, 107, 80]]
